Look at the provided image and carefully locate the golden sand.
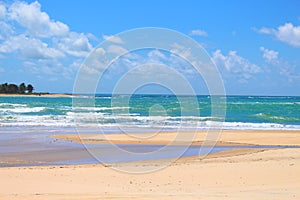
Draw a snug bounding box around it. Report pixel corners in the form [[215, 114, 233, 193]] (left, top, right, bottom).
[[0, 130, 299, 199]]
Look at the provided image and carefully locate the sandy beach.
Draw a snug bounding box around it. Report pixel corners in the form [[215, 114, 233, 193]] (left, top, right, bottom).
[[0, 130, 299, 199], [1, 0, 299, 199]]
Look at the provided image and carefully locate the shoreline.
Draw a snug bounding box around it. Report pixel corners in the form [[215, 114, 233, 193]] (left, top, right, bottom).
[[1, 129, 299, 167], [0, 93, 73, 97]]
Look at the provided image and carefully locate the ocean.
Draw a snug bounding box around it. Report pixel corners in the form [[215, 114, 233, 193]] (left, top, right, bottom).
[[0, 95, 300, 130], [1, 95, 300, 167]]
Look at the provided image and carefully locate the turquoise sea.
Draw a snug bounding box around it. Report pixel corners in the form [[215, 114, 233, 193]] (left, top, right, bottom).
[[0, 95, 300, 166], [0, 95, 300, 130]]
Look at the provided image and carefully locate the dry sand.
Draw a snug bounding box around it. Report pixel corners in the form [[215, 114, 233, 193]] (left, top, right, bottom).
[[0, 130, 300, 199]]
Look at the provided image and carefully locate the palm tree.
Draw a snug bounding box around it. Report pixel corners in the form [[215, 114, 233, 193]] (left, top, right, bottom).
[[19, 83, 26, 94], [0, 83, 8, 93], [7, 84, 18, 93], [27, 84, 34, 93]]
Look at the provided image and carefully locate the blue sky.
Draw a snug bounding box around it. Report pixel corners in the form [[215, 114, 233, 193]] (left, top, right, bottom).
[[0, 0, 300, 95]]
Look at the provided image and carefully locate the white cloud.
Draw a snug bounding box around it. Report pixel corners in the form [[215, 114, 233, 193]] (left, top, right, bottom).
[[24, 59, 74, 79], [0, 21, 14, 40], [107, 45, 128, 55], [278, 63, 300, 83], [257, 27, 272, 34], [259, 47, 300, 82], [189, 29, 208, 37], [0, 4, 6, 18], [258, 23, 300, 47], [3, 1, 93, 58], [0, 1, 94, 61], [80, 47, 109, 74], [106, 48, 199, 81], [55, 32, 93, 57], [212, 50, 261, 81], [170, 43, 193, 59], [0, 67, 4, 73], [0, 1, 96, 81], [147, 49, 167, 61], [69, 58, 84, 72], [103, 35, 124, 44], [8, 1, 69, 38], [95, 47, 106, 55], [0, 34, 65, 59], [170, 43, 211, 74], [260, 47, 279, 64], [127, 63, 169, 76]]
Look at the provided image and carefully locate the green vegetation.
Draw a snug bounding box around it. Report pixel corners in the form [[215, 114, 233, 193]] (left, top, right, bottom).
[[0, 83, 34, 94]]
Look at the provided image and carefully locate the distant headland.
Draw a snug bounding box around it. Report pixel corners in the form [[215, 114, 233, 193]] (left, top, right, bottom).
[[0, 82, 34, 94], [0, 82, 71, 97]]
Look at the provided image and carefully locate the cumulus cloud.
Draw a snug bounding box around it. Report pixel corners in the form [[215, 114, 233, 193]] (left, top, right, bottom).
[[0, 34, 65, 59], [0, 21, 14, 40], [107, 48, 199, 80], [147, 49, 167, 61], [24, 59, 74, 79], [0, 3, 6, 19], [55, 32, 93, 57], [0, 1, 93, 59], [258, 23, 300, 47], [212, 50, 261, 81], [278, 64, 300, 83], [103, 35, 124, 44], [107, 45, 128, 55], [8, 1, 69, 38], [260, 47, 279, 64], [189, 29, 208, 37], [79, 47, 111, 75], [170, 43, 193, 60], [0, 0, 95, 79], [259, 47, 300, 82]]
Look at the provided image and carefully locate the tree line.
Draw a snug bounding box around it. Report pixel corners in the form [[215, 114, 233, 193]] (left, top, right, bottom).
[[0, 83, 34, 94]]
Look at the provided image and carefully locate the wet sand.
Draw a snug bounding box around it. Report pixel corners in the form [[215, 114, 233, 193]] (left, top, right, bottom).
[[0, 130, 299, 199], [53, 130, 300, 146]]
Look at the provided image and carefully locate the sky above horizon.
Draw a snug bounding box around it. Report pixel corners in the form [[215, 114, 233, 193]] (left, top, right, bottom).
[[0, 0, 300, 95]]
